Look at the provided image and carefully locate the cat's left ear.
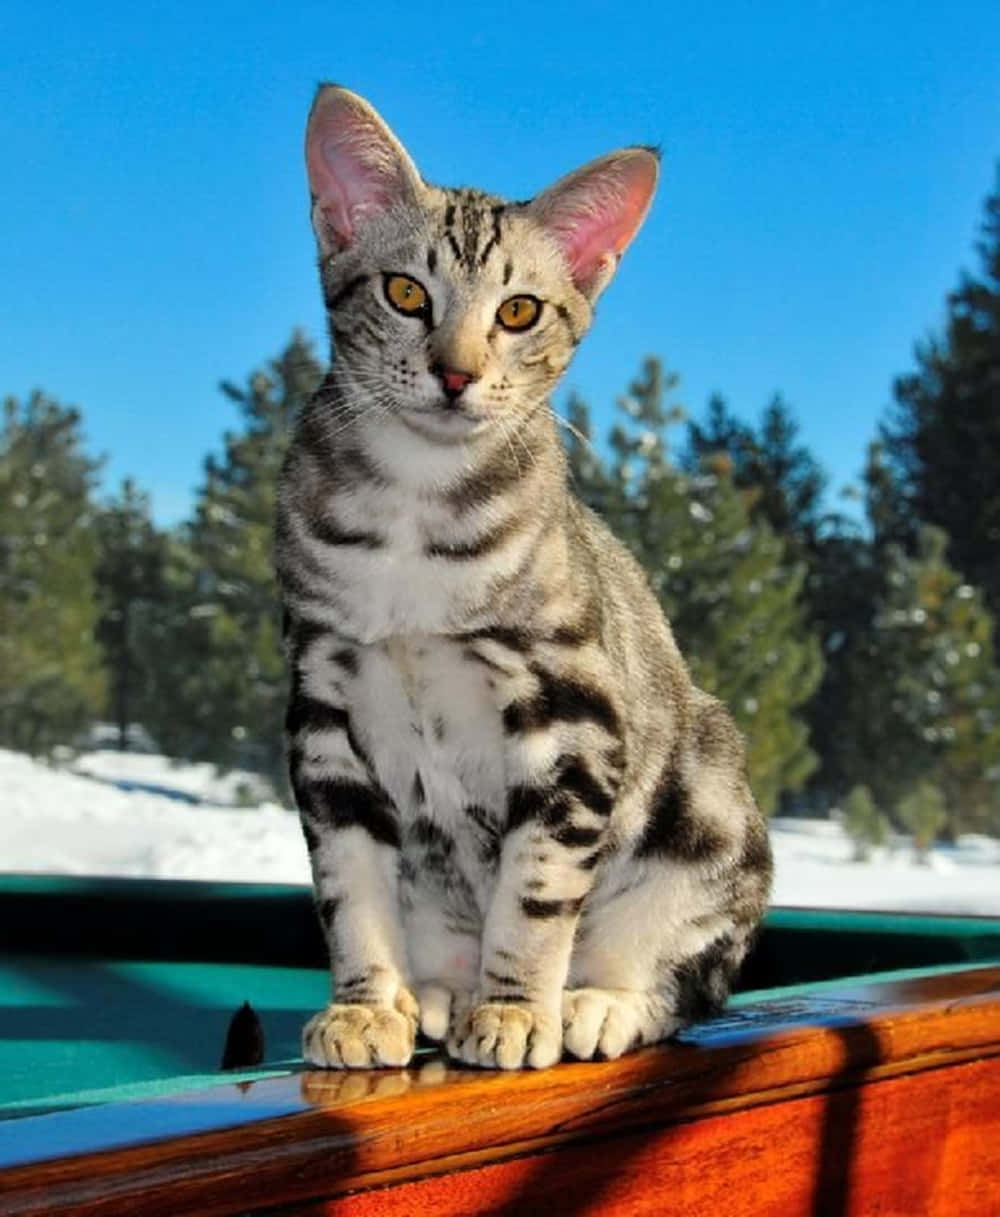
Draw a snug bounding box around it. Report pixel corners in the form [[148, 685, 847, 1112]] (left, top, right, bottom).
[[306, 84, 424, 256], [529, 148, 659, 301]]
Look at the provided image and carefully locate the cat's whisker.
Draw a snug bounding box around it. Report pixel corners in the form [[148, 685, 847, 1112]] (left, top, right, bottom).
[[552, 412, 596, 456]]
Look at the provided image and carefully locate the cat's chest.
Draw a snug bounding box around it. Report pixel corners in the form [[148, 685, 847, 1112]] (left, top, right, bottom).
[[350, 636, 507, 825], [319, 488, 498, 640]]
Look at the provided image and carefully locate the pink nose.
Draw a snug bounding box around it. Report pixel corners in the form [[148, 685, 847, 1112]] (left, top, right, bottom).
[[438, 367, 475, 397]]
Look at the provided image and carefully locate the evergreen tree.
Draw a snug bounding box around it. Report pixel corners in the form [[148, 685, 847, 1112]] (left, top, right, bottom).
[[571, 359, 823, 814], [846, 526, 1000, 836], [802, 446, 891, 805], [0, 393, 105, 753], [143, 333, 323, 787], [883, 166, 1000, 620], [841, 784, 889, 862], [685, 393, 830, 556], [685, 394, 756, 483], [896, 781, 948, 861], [863, 441, 912, 559], [93, 478, 167, 750]]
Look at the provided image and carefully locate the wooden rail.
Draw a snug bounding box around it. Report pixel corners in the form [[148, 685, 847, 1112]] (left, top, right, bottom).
[[1, 966, 998, 1216]]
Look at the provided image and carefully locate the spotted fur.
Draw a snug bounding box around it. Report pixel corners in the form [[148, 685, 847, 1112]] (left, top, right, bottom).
[[277, 85, 772, 1070]]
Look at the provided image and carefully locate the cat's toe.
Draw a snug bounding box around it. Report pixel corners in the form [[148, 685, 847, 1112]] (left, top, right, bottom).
[[448, 1001, 561, 1070], [302, 996, 417, 1069], [416, 983, 450, 1041], [416, 983, 472, 1042]]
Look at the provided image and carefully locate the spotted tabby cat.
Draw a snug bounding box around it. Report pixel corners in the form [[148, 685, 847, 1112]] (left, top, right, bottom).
[[276, 84, 772, 1071]]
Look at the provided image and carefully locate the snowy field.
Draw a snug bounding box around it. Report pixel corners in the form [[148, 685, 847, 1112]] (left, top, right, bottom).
[[2, 747, 999, 915]]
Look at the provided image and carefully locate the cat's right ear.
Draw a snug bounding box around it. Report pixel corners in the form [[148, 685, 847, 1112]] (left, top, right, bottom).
[[305, 85, 423, 255]]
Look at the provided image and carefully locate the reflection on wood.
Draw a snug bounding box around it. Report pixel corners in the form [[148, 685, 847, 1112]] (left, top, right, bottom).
[[289, 1059, 999, 1216], [1, 966, 998, 1217]]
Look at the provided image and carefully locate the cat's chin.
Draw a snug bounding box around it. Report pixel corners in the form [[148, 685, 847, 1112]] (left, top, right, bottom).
[[397, 404, 490, 444]]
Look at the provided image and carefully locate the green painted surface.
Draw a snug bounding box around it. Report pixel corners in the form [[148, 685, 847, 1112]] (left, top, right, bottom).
[[0, 876, 998, 1120], [764, 906, 1000, 937], [0, 957, 327, 1117]]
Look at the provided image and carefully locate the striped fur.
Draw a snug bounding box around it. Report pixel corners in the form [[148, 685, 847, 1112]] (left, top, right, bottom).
[[278, 85, 771, 1070]]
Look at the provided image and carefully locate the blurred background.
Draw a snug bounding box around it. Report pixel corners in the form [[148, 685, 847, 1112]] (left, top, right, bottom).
[[2, 0, 999, 910]]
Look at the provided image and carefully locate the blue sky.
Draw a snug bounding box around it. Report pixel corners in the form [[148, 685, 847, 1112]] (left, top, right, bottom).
[[2, 0, 998, 523]]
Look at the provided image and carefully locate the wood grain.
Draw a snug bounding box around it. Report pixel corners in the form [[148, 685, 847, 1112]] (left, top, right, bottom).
[[287, 1057, 1000, 1217], [1, 966, 998, 1217]]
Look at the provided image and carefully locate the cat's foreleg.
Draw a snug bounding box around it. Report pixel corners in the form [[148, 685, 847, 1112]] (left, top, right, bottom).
[[291, 730, 416, 1068], [449, 729, 621, 1070]]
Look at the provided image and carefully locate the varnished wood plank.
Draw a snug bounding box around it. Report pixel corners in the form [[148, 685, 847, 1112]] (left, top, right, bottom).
[[284, 1056, 1000, 1216], [0, 966, 998, 1217]]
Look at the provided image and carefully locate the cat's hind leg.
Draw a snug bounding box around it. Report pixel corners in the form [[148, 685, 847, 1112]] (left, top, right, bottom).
[[564, 816, 770, 1057], [562, 885, 751, 1061], [563, 695, 771, 1060], [561, 987, 680, 1060], [401, 822, 484, 1045], [407, 912, 480, 1046]]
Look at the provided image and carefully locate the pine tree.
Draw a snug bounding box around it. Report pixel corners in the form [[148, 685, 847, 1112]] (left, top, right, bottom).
[[685, 393, 830, 556], [685, 394, 756, 484], [571, 359, 823, 814], [143, 333, 323, 787], [0, 393, 105, 753], [842, 784, 889, 862], [93, 479, 167, 750], [896, 781, 948, 861], [847, 526, 1000, 836], [883, 166, 1000, 621], [685, 393, 866, 812], [803, 446, 892, 805]]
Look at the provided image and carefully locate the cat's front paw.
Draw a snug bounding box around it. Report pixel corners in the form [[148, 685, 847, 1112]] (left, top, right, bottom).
[[302, 989, 418, 1069], [447, 1001, 562, 1070]]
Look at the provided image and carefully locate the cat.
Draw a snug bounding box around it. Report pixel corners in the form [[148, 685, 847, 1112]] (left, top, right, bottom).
[[275, 84, 772, 1071]]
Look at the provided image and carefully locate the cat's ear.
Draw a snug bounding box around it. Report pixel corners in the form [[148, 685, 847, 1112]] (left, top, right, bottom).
[[305, 84, 423, 255], [530, 148, 659, 300]]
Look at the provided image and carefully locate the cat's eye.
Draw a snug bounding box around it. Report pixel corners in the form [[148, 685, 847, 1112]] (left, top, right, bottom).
[[496, 295, 542, 332], [384, 273, 430, 317]]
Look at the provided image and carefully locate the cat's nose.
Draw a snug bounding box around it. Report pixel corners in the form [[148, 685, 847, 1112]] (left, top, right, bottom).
[[434, 366, 478, 400]]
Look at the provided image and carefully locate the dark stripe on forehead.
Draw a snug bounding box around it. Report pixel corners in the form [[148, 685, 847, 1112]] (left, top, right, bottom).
[[479, 205, 505, 268], [503, 258, 514, 285], [427, 247, 438, 273], [443, 201, 463, 263], [461, 198, 482, 269]]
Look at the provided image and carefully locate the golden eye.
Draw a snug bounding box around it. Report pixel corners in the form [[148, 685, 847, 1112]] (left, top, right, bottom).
[[496, 295, 542, 331], [384, 273, 429, 316]]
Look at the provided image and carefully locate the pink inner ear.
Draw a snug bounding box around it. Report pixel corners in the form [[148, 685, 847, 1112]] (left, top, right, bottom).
[[306, 92, 415, 250], [542, 153, 658, 290]]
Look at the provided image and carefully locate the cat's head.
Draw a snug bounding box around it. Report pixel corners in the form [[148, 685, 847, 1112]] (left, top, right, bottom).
[[306, 84, 658, 442]]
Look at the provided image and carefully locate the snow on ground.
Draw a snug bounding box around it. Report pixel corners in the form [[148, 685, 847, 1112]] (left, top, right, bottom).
[[1, 747, 999, 914], [770, 817, 1000, 915], [0, 748, 308, 883]]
